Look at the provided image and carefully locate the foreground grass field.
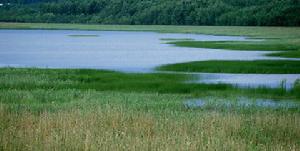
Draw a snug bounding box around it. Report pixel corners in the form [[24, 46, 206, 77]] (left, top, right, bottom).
[[1, 22, 300, 58], [0, 68, 300, 150], [1, 91, 300, 150], [157, 60, 300, 74]]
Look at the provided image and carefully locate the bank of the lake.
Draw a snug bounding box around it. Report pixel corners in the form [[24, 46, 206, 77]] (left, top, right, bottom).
[[0, 22, 299, 38], [167, 40, 300, 58], [168, 40, 299, 51]]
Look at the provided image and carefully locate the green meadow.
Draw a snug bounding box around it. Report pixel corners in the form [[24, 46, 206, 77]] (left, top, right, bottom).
[[157, 60, 300, 74], [168, 40, 300, 58], [0, 68, 300, 150], [168, 41, 299, 51]]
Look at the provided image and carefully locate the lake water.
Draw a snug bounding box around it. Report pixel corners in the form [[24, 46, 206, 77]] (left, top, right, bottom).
[[1, 29, 299, 88], [184, 98, 300, 110], [196, 73, 299, 89]]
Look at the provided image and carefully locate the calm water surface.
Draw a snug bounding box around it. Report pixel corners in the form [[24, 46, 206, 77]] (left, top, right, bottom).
[[184, 98, 300, 110], [0, 29, 299, 88]]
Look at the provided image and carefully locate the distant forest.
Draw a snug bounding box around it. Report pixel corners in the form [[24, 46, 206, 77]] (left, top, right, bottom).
[[0, 0, 299, 26]]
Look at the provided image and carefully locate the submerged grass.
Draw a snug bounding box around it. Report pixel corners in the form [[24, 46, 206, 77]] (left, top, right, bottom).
[[157, 60, 300, 74]]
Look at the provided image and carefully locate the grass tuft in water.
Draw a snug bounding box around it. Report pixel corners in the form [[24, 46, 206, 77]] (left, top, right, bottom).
[[168, 40, 299, 51], [68, 34, 99, 37]]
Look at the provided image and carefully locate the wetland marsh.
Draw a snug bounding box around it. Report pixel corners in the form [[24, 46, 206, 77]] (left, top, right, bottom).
[[1, 29, 300, 88], [0, 23, 300, 150]]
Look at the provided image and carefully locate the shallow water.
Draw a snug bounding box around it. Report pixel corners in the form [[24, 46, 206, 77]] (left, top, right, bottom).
[[184, 98, 300, 110], [0, 29, 299, 88], [196, 73, 300, 89], [158, 71, 300, 89]]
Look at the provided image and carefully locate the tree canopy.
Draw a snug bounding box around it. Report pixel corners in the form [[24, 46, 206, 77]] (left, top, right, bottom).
[[0, 0, 299, 26]]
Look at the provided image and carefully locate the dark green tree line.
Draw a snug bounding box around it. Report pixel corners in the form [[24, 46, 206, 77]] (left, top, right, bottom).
[[0, 0, 299, 26]]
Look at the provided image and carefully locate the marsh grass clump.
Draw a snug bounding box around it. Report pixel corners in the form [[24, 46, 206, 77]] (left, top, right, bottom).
[[68, 34, 99, 37], [168, 41, 299, 51], [160, 38, 194, 41], [292, 79, 300, 99], [157, 60, 300, 74]]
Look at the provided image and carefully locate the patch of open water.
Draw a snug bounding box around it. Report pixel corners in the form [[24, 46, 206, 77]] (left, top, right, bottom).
[[184, 98, 300, 110]]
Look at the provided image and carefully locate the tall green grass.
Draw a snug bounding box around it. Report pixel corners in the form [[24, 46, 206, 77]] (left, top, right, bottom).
[[1, 68, 300, 150], [157, 60, 300, 74], [1, 90, 299, 150], [0, 68, 230, 93], [1, 68, 299, 99], [268, 51, 300, 58], [168, 41, 299, 51]]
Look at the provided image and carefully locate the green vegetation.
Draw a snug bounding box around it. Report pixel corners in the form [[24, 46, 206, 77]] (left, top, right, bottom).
[[1, 1, 300, 149], [1, 90, 300, 150], [160, 38, 194, 41], [0, 0, 299, 26], [168, 41, 299, 51], [0, 68, 231, 94], [1, 67, 300, 100], [1, 21, 300, 149], [4, 67, 300, 104], [0, 67, 300, 150], [268, 51, 300, 58], [1, 22, 300, 38], [0, 68, 280, 97], [157, 60, 300, 74], [167, 37, 300, 58], [68, 34, 99, 37]]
